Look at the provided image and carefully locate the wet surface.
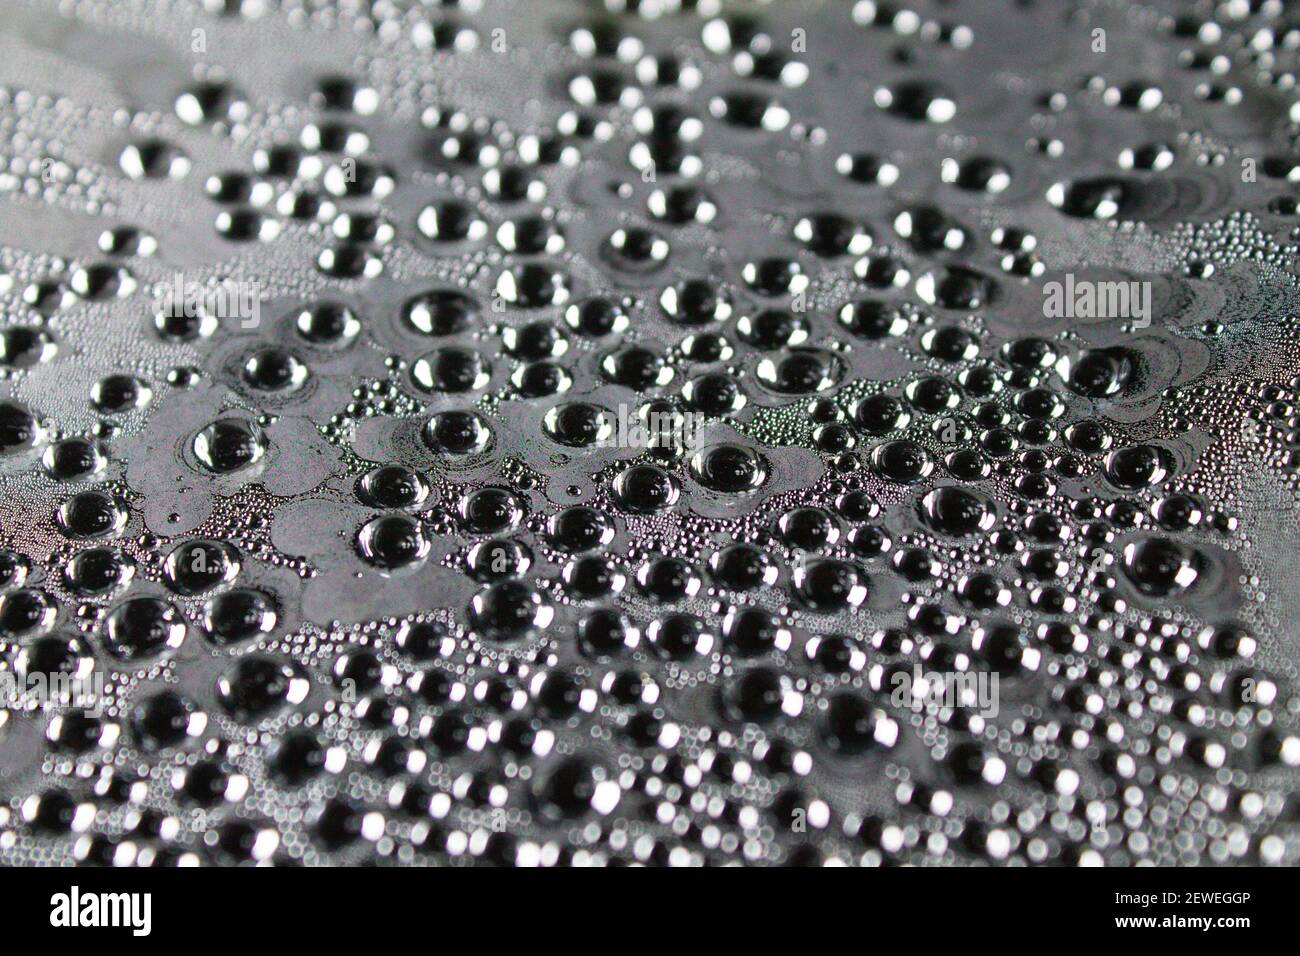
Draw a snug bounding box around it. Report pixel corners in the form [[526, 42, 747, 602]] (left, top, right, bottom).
[[0, 0, 1297, 865]]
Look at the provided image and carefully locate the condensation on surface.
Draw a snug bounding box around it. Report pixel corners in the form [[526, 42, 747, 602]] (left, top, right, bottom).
[[0, 0, 1297, 866]]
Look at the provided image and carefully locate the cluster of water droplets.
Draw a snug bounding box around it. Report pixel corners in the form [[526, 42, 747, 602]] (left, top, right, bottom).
[[0, 0, 1296, 866]]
